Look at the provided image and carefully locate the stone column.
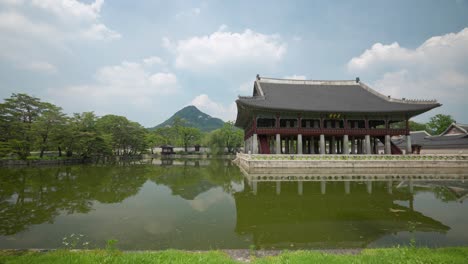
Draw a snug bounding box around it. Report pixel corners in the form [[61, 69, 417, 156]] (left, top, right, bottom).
[[343, 135, 349, 154], [331, 136, 336, 154], [385, 135, 391, 154], [406, 135, 412, 154], [365, 135, 371, 155], [276, 181, 281, 195], [374, 138, 379, 154], [252, 134, 258, 154], [387, 180, 393, 194], [320, 134, 325, 154], [298, 181, 303, 195], [351, 137, 356, 154], [297, 134, 303, 154], [252, 181, 257, 195], [321, 180, 326, 194], [275, 134, 281, 154], [310, 136, 315, 154]]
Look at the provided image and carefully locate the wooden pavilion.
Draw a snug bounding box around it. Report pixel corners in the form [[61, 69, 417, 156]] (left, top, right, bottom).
[[235, 75, 440, 155]]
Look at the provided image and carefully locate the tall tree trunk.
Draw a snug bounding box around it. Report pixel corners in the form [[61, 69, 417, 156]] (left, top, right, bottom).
[[58, 147, 62, 157]]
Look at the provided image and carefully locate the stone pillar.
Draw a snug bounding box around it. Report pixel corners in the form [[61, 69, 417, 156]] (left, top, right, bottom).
[[406, 135, 412, 154], [310, 136, 315, 154], [365, 135, 371, 155], [385, 135, 391, 154], [320, 134, 325, 154], [387, 180, 393, 194], [343, 135, 349, 155], [297, 134, 303, 154], [351, 137, 355, 154], [409, 179, 414, 194], [290, 137, 295, 154], [374, 138, 379, 154], [276, 181, 281, 195], [252, 134, 258, 154], [298, 181, 303, 195], [275, 134, 281, 154], [252, 181, 257, 195], [331, 136, 336, 154]]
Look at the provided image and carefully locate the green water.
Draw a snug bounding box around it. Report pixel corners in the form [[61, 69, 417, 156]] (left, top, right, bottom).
[[0, 159, 467, 250]]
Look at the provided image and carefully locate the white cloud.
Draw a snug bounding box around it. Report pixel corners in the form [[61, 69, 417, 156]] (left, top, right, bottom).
[[347, 27, 468, 122], [80, 23, 121, 40], [30, 0, 104, 21], [143, 56, 165, 66], [284, 75, 307, 80], [20, 61, 57, 74], [191, 94, 236, 121], [168, 27, 287, 71], [0, 0, 120, 73], [51, 57, 178, 111]]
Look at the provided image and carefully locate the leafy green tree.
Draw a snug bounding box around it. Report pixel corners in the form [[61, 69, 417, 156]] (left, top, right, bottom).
[[427, 114, 455, 135], [179, 126, 202, 152], [145, 132, 167, 154], [220, 121, 243, 153], [32, 103, 67, 158], [206, 122, 244, 154], [0, 93, 44, 159]]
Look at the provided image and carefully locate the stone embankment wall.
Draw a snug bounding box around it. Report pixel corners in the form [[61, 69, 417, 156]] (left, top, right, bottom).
[[235, 153, 468, 173]]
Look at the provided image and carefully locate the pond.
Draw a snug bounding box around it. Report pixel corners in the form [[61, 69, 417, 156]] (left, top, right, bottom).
[[0, 159, 468, 250]]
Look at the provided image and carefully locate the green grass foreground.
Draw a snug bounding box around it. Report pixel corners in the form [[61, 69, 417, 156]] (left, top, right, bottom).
[[1, 247, 468, 264]]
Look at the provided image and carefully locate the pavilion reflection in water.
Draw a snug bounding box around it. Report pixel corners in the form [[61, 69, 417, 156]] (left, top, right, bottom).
[[234, 170, 467, 248]]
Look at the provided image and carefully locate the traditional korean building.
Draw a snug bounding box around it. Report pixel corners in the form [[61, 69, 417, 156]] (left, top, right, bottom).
[[235, 76, 441, 155], [393, 123, 468, 154]]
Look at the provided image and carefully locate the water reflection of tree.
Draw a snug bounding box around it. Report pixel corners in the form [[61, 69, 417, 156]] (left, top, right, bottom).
[[0, 165, 147, 235], [148, 160, 243, 200]]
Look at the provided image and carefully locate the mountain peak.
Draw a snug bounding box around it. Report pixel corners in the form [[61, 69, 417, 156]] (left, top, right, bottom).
[[151, 105, 224, 132]]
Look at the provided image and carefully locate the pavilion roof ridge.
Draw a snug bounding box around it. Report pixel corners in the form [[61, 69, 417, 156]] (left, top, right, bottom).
[[258, 76, 356, 85], [357, 81, 439, 105]]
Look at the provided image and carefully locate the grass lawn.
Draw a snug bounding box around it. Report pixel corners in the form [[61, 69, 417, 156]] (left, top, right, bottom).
[[1, 247, 468, 264]]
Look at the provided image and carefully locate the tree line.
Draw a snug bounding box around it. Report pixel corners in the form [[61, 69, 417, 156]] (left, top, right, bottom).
[[0, 93, 244, 160], [392, 114, 456, 135]]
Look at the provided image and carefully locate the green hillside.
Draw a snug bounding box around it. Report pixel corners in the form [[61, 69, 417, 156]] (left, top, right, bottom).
[[150, 105, 225, 132]]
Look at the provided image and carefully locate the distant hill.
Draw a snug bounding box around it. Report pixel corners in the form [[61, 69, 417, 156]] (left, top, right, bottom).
[[150, 105, 225, 132]]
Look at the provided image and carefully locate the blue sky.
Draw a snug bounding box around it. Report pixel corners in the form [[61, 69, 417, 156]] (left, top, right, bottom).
[[1, 0, 468, 127]]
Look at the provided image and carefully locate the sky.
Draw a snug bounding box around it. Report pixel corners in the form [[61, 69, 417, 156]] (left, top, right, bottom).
[[1, 0, 468, 127]]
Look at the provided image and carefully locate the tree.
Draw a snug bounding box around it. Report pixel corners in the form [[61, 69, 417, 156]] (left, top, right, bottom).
[[427, 114, 455, 135], [206, 122, 244, 154], [32, 103, 66, 158], [179, 126, 202, 152], [220, 121, 243, 153], [0, 94, 44, 159]]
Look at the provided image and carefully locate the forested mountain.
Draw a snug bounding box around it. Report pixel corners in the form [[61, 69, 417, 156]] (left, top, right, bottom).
[[151, 105, 224, 132]]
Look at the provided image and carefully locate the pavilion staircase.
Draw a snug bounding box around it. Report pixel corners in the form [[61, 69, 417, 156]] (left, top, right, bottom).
[[376, 136, 403, 155], [390, 142, 403, 155], [258, 135, 270, 154]]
